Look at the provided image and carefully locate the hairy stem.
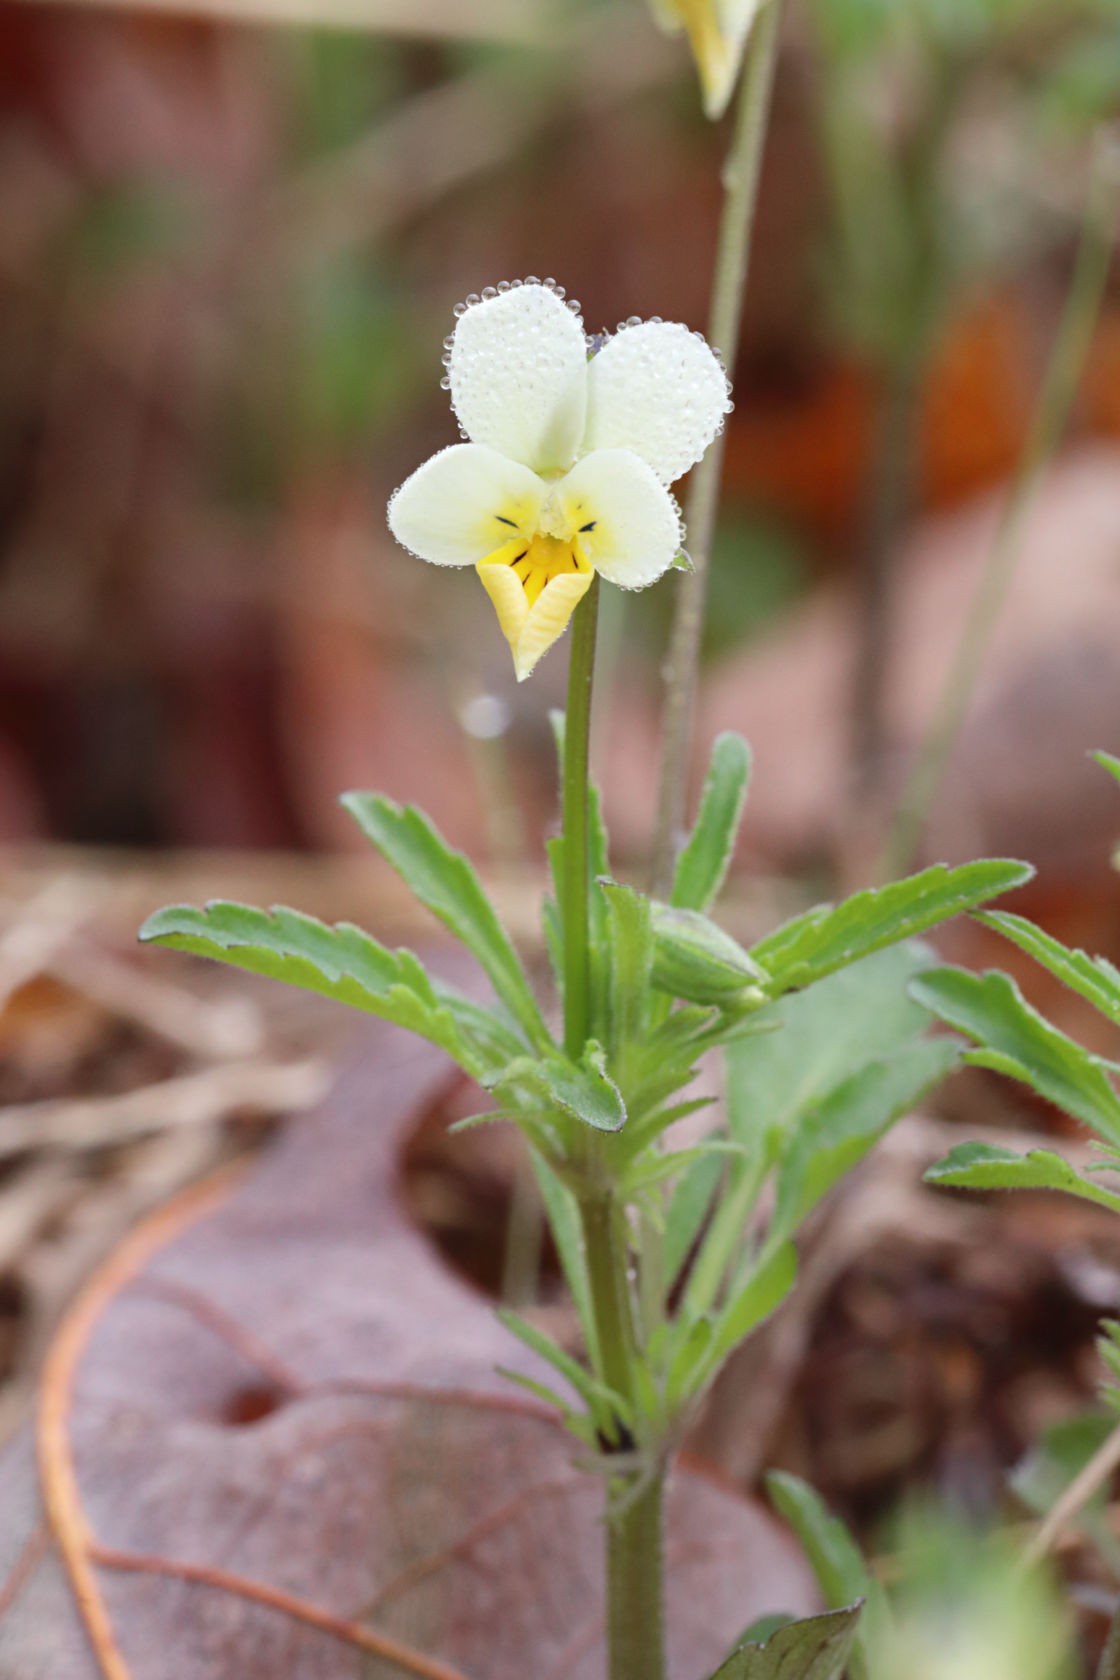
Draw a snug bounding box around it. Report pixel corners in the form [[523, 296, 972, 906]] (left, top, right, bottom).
[[880, 136, 1120, 880], [563, 575, 601, 1059], [606, 1468, 666, 1680], [650, 0, 782, 897]]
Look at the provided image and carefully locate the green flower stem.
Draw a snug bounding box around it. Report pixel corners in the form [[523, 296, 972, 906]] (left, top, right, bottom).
[[582, 1189, 663, 1680], [606, 1469, 666, 1680], [651, 0, 783, 897], [562, 573, 601, 1060], [879, 134, 1120, 881]]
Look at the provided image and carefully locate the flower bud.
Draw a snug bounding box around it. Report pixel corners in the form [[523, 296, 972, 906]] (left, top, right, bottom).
[[650, 903, 768, 1007]]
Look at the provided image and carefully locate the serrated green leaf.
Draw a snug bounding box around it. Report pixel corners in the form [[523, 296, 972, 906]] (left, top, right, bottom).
[[709, 1604, 862, 1680], [672, 733, 752, 914], [340, 792, 550, 1052], [923, 1141, 1120, 1213], [770, 1038, 960, 1243], [765, 1472, 886, 1680], [976, 910, 1120, 1028], [752, 859, 1033, 997], [139, 901, 497, 1078], [911, 967, 1120, 1145]]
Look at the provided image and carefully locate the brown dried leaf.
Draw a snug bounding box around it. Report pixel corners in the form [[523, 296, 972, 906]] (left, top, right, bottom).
[[0, 1024, 814, 1680]]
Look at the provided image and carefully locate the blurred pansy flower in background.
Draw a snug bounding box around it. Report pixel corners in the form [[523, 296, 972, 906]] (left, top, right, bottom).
[[649, 0, 767, 119], [388, 279, 731, 681]]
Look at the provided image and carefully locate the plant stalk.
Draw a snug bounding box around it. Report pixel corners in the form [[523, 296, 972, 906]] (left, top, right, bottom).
[[879, 135, 1120, 881], [563, 574, 602, 1060], [651, 0, 782, 897], [606, 1467, 667, 1680]]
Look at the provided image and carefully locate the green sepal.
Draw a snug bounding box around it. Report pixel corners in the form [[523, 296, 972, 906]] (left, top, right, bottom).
[[670, 550, 694, 572], [651, 903, 769, 1007], [340, 791, 551, 1053], [708, 1604, 863, 1680], [752, 858, 1033, 997], [923, 1141, 1120, 1213], [671, 732, 752, 914], [138, 901, 511, 1081], [910, 966, 1120, 1145]]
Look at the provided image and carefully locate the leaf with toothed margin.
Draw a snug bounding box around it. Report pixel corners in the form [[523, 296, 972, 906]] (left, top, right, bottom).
[[911, 966, 1120, 1146], [975, 909, 1120, 1028], [751, 859, 1033, 998], [139, 900, 518, 1080], [340, 791, 550, 1052], [924, 1141, 1120, 1213]]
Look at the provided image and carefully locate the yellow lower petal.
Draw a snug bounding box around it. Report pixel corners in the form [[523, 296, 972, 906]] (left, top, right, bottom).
[[512, 569, 593, 682], [477, 560, 530, 655]]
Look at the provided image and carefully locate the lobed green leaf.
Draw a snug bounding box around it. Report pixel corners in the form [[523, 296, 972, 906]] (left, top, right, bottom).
[[340, 792, 550, 1052], [923, 1140, 1120, 1213], [911, 966, 1120, 1145], [671, 732, 752, 914], [751, 859, 1033, 997], [976, 909, 1120, 1028], [138, 900, 509, 1079]]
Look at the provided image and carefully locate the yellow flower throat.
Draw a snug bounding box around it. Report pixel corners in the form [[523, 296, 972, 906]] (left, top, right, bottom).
[[474, 497, 598, 681], [485, 532, 589, 606]]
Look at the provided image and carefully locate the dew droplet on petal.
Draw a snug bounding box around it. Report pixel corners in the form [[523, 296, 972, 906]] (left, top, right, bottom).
[[481, 286, 497, 300]]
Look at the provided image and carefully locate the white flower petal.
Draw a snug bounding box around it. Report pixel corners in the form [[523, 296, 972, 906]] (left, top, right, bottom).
[[449, 283, 588, 475], [558, 450, 683, 590], [388, 443, 545, 567], [582, 320, 731, 485]]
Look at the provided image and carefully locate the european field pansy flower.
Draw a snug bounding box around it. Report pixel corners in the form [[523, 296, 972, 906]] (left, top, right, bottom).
[[650, 0, 767, 119], [387, 279, 731, 681]]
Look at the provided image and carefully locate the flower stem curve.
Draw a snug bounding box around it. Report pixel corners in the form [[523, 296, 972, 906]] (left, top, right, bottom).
[[651, 0, 782, 897]]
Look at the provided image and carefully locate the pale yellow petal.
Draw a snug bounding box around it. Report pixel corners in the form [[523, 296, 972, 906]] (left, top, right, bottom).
[[477, 561, 530, 658], [511, 569, 593, 682]]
